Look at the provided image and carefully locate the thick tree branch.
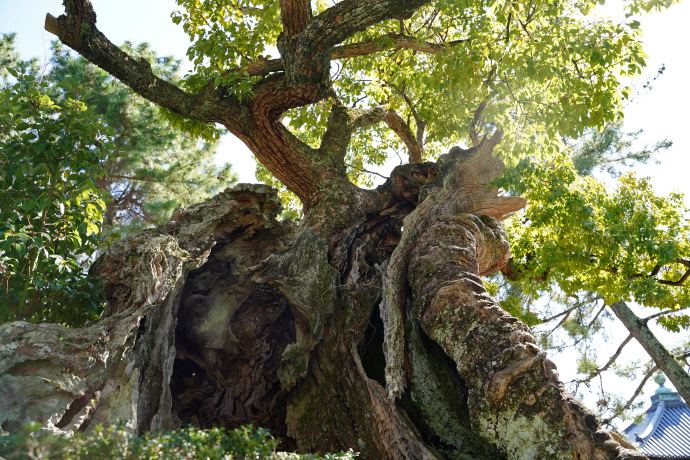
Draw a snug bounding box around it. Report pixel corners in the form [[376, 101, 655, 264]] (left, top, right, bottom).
[[45, 6, 228, 124], [46, 0, 334, 208], [301, 0, 434, 58], [223, 33, 469, 79], [609, 301, 690, 405], [320, 104, 388, 159], [334, 33, 468, 60], [383, 111, 422, 164], [280, 0, 312, 38], [384, 80, 427, 159]]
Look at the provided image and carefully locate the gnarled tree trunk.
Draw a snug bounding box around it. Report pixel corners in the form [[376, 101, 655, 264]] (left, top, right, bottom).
[[1, 145, 645, 459], [1, 0, 649, 457]]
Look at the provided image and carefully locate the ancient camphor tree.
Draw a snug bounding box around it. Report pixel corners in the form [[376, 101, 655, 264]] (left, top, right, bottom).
[[1, 0, 677, 458]]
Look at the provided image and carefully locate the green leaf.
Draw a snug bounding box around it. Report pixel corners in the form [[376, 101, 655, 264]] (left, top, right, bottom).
[[56, 77, 79, 89]]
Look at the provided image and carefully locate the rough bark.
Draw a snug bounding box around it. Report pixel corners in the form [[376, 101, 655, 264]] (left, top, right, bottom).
[[0, 150, 646, 459], [20, 1, 652, 458], [609, 301, 690, 405]]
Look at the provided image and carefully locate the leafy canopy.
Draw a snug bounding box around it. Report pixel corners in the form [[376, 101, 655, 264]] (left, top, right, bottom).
[[502, 155, 690, 319], [488, 126, 687, 423], [171, 0, 671, 183]]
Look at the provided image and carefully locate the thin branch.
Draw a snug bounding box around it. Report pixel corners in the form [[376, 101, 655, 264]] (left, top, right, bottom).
[[658, 260, 690, 286], [599, 352, 690, 425], [540, 303, 579, 324], [642, 309, 674, 323], [602, 363, 657, 425], [545, 307, 575, 338], [575, 335, 633, 385], [504, 12, 512, 43], [108, 174, 200, 185], [587, 303, 608, 330], [346, 163, 389, 180]]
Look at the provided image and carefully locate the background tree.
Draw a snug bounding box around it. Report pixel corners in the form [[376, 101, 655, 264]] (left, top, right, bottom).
[[491, 123, 690, 423], [0, 67, 109, 325], [0, 0, 683, 458], [0, 34, 237, 325], [1, 33, 237, 236]]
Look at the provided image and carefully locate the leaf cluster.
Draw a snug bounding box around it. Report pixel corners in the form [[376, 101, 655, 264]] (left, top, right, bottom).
[[0, 68, 110, 326], [172, 0, 281, 93], [501, 154, 690, 317]]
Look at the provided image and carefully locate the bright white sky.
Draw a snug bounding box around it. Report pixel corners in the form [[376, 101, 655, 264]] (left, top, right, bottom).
[[1, 0, 688, 429]]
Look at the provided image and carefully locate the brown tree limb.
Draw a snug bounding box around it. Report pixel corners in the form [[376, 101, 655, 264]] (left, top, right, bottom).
[[469, 100, 488, 147], [222, 33, 469, 79], [601, 349, 690, 425], [333, 33, 468, 60], [320, 104, 388, 159], [45, 8, 229, 124], [385, 80, 427, 157], [299, 0, 434, 60], [280, 0, 312, 38], [609, 301, 690, 405], [384, 111, 422, 163], [642, 309, 675, 323]]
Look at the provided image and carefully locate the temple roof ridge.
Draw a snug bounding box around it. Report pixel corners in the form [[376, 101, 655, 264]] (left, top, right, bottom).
[[622, 374, 690, 459]]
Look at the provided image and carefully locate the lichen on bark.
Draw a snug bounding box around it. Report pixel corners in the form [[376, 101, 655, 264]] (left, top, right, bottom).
[[0, 163, 646, 459]]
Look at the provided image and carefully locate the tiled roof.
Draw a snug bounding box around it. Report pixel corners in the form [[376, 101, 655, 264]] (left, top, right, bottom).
[[623, 379, 690, 459]]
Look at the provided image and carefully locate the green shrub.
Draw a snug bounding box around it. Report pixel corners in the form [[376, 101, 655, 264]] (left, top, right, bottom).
[[0, 422, 357, 459]]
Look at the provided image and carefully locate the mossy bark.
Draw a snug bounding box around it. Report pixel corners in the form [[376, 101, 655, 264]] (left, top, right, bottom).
[[0, 148, 647, 459], [28, 1, 654, 457]]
